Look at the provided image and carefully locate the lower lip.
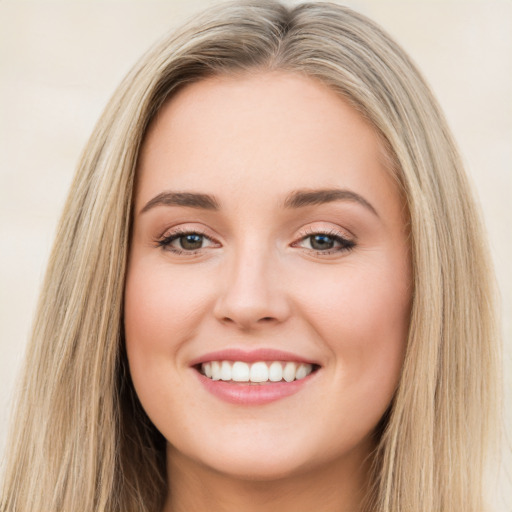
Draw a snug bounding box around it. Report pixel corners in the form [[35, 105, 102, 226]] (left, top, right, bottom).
[[195, 371, 317, 405]]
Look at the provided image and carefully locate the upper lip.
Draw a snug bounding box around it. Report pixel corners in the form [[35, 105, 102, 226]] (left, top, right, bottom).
[[189, 348, 320, 367]]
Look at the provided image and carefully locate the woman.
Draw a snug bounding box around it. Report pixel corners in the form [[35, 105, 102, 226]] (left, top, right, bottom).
[[0, 1, 501, 511]]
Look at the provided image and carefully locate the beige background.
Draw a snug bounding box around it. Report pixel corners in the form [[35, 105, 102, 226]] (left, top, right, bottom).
[[1, 0, 510, 508]]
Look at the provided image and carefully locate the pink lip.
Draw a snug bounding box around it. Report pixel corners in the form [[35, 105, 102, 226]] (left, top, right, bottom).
[[190, 348, 321, 405], [194, 370, 317, 405], [189, 348, 318, 366]]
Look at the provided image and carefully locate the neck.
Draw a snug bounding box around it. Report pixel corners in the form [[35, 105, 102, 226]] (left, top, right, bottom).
[[162, 441, 374, 512]]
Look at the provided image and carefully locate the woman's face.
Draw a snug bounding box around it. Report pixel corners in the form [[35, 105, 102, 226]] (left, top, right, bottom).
[[125, 72, 411, 480]]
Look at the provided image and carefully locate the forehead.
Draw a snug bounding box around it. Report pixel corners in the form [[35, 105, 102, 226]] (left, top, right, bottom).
[[136, 71, 399, 216]]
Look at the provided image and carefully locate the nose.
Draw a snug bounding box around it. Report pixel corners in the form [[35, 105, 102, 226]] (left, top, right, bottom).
[[213, 246, 291, 331]]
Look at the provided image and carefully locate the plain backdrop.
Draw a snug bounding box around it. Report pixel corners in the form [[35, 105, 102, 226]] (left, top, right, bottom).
[[0, 0, 510, 509]]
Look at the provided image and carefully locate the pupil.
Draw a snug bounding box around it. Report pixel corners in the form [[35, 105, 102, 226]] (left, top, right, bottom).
[[311, 234, 334, 250], [180, 234, 203, 250]]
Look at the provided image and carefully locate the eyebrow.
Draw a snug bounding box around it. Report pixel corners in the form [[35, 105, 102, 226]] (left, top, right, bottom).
[[140, 191, 220, 214], [282, 188, 378, 216], [140, 188, 378, 217]]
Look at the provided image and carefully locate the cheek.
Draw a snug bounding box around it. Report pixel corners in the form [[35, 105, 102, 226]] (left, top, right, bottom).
[[303, 253, 410, 395], [124, 260, 210, 352], [123, 260, 207, 435], [296, 259, 410, 448], [306, 257, 409, 338], [123, 260, 196, 398]]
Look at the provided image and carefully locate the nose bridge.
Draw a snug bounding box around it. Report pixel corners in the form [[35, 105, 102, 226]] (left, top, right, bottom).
[[213, 233, 289, 329]]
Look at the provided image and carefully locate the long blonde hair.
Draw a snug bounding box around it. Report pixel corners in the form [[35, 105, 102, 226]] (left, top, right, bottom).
[[1, 2, 501, 511]]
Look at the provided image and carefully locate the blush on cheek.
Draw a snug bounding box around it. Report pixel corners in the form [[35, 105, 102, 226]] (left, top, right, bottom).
[[124, 264, 196, 343], [303, 263, 409, 388]]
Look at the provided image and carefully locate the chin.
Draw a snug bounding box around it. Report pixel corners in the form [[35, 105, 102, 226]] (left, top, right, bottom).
[[168, 432, 319, 482], [200, 452, 316, 482]]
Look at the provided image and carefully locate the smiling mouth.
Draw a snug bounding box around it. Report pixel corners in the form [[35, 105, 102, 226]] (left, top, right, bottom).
[[196, 360, 319, 384]]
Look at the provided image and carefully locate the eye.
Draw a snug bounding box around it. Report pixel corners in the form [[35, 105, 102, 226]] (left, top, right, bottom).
[[293, 229, 355, 255], [156, 228, 219, 254]]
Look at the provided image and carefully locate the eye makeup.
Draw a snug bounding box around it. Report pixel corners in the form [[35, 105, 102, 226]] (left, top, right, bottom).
[[155, 225, 356, 257]]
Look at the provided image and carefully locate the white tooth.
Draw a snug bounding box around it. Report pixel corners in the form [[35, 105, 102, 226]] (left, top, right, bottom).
[[296, 363, 312, 380], [203, 362, 212, 378], [269, 361, 283, 382], [220, 361, 232, 381], [283, 362, 297, 382], [250, 362, 269, 383], [232, 361, 250, 382], [211, 361, 221, 381]]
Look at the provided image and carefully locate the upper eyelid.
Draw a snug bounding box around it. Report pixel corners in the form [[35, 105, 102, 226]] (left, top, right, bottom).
[[158, 228, 218, 245], [299, 225, 352, 238], [158, 226, 352, 241], [160, 224, 215, 239], [292, 230, 354, 250], [295, 226, 356, 247]]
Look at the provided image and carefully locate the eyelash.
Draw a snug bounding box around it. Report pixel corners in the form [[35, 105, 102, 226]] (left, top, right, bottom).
[[292, 227, 355, 255], [156, 226, 355, 257], [156, 227, 217, 256]]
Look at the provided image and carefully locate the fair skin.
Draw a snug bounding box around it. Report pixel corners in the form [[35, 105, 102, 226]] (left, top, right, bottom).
[[124, 71, 411, 512]]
